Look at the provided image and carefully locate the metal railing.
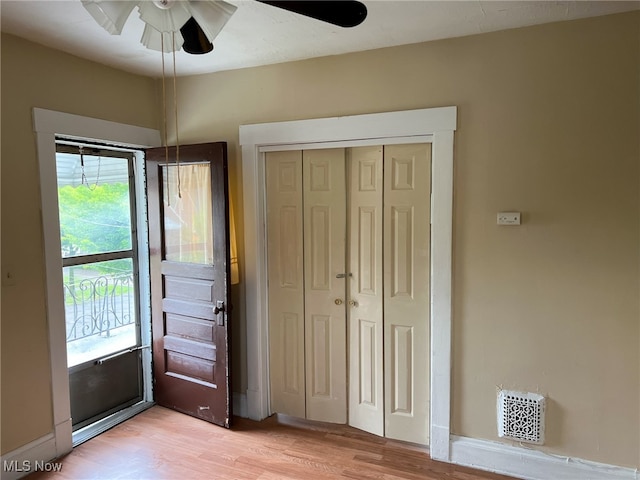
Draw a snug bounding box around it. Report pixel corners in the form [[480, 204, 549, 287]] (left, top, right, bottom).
[[64, 274, 136, 342]]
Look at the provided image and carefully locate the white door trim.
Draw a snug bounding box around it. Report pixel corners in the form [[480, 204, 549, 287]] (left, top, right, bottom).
[[32, 108, 160, 458], [240, 106, 456, 462]]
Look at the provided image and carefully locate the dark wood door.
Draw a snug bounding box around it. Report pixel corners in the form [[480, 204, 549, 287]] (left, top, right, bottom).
[[146, 142, 231, 427]]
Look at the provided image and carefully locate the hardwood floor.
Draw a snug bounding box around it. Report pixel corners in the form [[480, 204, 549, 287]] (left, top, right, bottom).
[[27, 406, 518, 480]]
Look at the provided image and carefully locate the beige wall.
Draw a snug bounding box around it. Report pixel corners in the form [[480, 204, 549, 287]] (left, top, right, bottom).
[[1, 10, 638, 470], [0, 33, 159, 454], [168, 12, 639, 467]]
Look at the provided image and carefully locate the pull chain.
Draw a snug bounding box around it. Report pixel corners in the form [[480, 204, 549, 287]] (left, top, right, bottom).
[[161, 33, 170, 206], [161, 32, 181, 204], [172, 30, 181, 199], [80, 146, 87, 186], [79, 146, 101, 190]]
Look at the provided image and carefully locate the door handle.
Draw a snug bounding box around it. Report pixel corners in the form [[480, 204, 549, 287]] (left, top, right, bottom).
[[95, 345, 150, 365], [349, 300, 358, 307], [334, 299, 343, 305], [213, 300, 225, 326], [335, 273, 352, 279], [213, 301, 225, 315]]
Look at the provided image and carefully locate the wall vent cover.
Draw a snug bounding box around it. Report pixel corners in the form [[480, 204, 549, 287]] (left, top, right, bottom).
[[497, 390, 545, 445]]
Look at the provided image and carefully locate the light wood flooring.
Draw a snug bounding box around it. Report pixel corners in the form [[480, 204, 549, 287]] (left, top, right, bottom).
[[27, 406, 518, 480]]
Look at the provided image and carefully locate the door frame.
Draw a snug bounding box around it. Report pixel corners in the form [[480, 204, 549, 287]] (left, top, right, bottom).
[[239, 106, 456, 462], [33, 108, 161, 457]]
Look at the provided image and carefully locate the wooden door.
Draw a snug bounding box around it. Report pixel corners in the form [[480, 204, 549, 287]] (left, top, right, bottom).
[[347, 146, 385, 436], [383, 143, 431, 444], [147, 142, 232, 427], [302, 148, 347, 423], [265, 143, 431, 444], [266, 149, 348, 423], [265, 150, 306, 418]]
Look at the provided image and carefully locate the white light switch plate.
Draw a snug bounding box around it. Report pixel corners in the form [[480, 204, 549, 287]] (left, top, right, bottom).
[[497, 212, 521, 225]]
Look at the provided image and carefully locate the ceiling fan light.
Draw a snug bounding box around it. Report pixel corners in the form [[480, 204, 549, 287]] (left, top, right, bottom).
[[187, 0, 237, 43], [138, 0, 191, 33], [81, 0, 137, 35], [141, 24, 184, 53], [180, 17, 214, 54]]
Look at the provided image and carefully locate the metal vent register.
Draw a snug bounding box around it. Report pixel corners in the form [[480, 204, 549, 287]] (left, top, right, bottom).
[[497, 390, 545, 445]]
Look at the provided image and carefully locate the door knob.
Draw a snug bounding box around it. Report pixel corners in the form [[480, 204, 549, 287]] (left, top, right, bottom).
[[349, 300, 358, 307], [334, 299, 343, 305], [335, 273, 353, 279], [213, 300, 225, 326], [213, 301, 225, 315]]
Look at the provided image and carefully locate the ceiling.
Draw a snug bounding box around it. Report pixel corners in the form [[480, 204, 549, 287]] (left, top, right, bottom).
[[1, 1, 638, 77]]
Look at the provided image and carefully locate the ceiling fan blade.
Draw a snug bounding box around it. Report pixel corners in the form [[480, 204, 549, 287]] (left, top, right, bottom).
[[81, 0, 137, 35], [257, 1, 367, 28], [180, 17, 214, 54], [141, 24, 184, 52]]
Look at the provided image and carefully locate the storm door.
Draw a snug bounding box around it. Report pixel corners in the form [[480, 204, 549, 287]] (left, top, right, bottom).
[[56, 143, 144, 432]]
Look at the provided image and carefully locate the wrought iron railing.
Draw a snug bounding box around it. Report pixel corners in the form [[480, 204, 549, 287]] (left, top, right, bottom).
[[64, 274, 136, 342]]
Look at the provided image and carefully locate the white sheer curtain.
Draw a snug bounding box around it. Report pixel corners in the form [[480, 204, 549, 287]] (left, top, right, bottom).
[[163, 164, 213, 265], [163, 163, 239, 283]]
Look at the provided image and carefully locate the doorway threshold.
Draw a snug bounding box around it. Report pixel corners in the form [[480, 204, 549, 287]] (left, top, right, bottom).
[[72, 400, 154, 447]]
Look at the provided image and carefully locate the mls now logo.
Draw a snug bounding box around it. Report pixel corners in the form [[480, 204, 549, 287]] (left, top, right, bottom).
[[3, 460, 63, 473]]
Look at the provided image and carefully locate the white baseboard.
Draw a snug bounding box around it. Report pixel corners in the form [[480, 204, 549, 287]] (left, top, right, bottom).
[[233, 392, 248, 418], [450, 435, 638, 480], [1, 433, 58, 480]]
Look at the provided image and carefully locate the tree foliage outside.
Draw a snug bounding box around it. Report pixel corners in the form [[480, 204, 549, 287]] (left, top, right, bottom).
[[58, 183, 132, 276]]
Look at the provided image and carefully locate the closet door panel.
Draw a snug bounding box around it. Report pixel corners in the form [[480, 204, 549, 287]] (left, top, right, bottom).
[[348, 146, 384, 436], [303, 148, 347, 423], [383, 143, 431, 444], [266, 151, 306, 418]]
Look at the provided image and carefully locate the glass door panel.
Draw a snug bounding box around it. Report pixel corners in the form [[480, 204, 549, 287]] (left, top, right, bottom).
[[64, 259, 137, 367], [57, 153, 133, 257], [163, 163, 214, 264]]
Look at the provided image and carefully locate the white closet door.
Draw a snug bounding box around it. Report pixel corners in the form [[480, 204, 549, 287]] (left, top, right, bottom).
[[383, 143, 431, 444], [303, 148, 348, 423], [347, 146, 384, 436], [266, 150, 306, 418]]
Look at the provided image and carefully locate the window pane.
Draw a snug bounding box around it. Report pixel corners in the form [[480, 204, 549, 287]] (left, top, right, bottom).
[[163, 164, 214, 264], [56, 152, 132, 257], [64, 259, 137, 367]]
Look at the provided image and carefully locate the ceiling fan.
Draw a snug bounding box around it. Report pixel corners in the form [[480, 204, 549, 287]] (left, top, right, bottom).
[[82, 0, 368, 55]]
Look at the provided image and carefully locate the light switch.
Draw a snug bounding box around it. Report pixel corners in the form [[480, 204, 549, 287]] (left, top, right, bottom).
[[497, 212, 521, 225]]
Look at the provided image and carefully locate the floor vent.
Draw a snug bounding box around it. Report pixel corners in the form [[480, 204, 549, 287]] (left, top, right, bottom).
[[497, 390, 545, 445]]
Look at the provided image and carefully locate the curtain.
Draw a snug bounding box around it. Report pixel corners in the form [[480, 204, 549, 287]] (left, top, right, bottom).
[[163, 164, 213, 265], [163, 163, 240, 284], [229, 194, 239, 285]]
